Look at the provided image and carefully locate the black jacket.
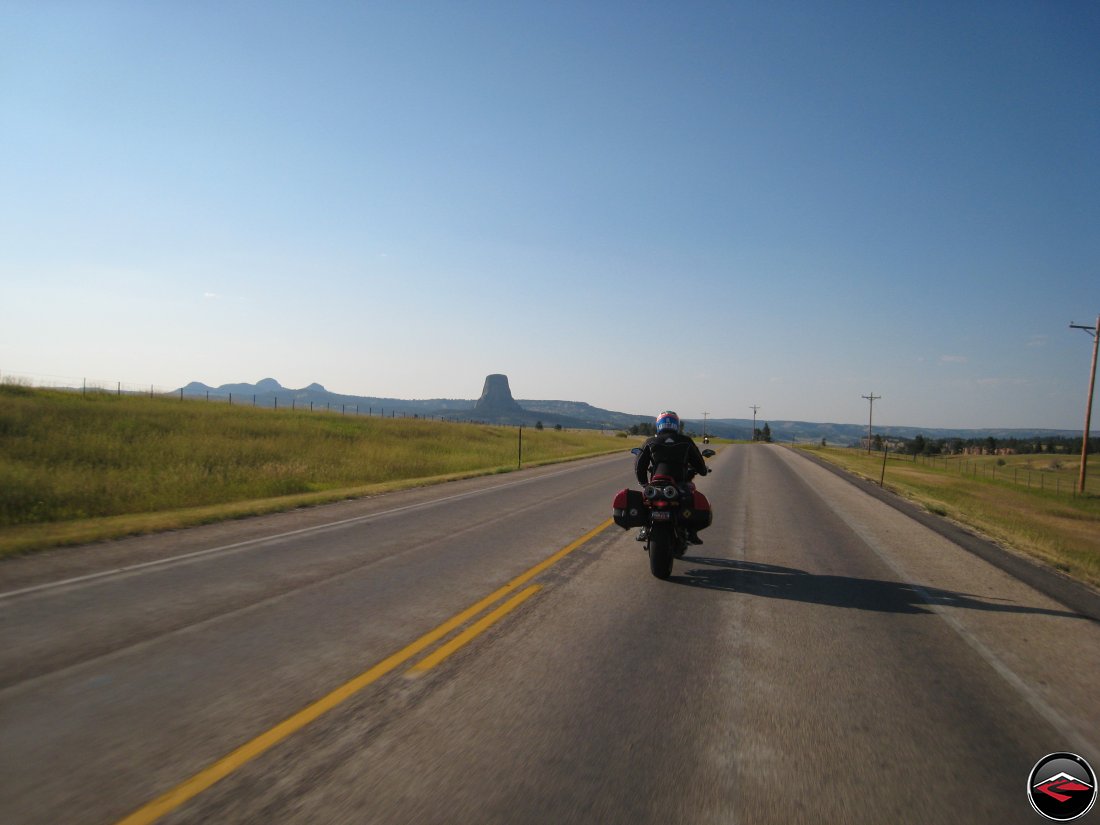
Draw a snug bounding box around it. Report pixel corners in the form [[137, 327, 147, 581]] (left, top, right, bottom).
[[635, 431, 708, 485]]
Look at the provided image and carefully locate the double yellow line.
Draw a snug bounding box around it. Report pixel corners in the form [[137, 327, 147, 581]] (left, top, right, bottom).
[[117, 518, 614, 825]]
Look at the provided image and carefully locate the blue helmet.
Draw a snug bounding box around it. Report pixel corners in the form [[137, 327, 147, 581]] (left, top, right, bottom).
[[655, 410, 680, 433]]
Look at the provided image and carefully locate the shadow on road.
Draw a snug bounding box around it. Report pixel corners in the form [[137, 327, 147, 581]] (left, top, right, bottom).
[[671, 556, 1088, 619]]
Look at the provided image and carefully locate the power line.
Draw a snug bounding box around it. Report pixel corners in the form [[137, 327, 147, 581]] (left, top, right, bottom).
[[862, 393, 881, 453], [1069, 315, 1099, 494]]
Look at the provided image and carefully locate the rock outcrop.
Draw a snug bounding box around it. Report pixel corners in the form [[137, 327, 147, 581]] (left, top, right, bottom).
[[474, 374, 523, 414]]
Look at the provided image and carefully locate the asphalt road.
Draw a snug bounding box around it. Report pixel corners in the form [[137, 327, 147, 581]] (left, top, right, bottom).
[[1, 445, 1097, 825]]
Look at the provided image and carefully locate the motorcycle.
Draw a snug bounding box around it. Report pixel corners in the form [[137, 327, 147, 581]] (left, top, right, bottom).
[[612, 447, 716, 579]]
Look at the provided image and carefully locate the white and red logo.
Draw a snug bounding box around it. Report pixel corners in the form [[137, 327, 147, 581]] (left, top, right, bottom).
[[1028, 753, 1096, 821]]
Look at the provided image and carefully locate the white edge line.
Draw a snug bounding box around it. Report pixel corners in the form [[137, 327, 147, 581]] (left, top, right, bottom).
[[0, 460, 615, 602], [797, 460, 1100, 757]]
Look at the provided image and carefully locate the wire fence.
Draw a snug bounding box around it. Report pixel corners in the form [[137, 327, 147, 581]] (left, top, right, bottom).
[[0, 369, 508, 424], [0, 369, 616, 432], [0, 370, 454, 419], [883, 448, 1095, 497]]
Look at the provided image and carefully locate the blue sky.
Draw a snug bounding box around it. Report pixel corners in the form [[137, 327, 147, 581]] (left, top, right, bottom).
[[2, 1, 1098, 429]]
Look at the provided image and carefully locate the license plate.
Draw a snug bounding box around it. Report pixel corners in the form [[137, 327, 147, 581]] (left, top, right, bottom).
[[650, 511, 672, 521]]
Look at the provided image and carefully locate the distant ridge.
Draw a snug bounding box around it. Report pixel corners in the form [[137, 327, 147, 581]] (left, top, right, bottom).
[[695, 418, 1083, 445], [177, 376, 646, 429], [176, 378, 1083, 444], [178, 379, 475, 415]]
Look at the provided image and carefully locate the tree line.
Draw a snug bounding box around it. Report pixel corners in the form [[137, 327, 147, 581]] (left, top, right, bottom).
[[625, 421, 775, 442], [879, 433, 1098, 456]]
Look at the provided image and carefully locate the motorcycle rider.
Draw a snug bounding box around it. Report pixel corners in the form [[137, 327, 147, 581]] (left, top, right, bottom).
[[635, 410, 709, 544]]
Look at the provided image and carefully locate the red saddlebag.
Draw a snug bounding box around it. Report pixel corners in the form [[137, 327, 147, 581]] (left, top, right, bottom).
[[681, 489, 713, 530], [612, 488, 647, 529]]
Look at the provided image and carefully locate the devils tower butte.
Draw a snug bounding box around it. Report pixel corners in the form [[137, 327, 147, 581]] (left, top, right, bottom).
[[475, 374, 523, 414]]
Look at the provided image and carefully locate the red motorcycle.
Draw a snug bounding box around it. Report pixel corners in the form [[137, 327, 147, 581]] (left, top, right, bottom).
[[612, 447, 715, 579]]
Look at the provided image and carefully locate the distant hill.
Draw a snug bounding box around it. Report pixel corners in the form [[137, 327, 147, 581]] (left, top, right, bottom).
[[177, 378, 622, 428], [177, 379, 1082, 444], [518, 400, 651, 430], [693, 418, 1082, 445], [179, 378, 475, 416]]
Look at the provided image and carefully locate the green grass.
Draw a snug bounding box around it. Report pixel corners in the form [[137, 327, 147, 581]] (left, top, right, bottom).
[[795, 444, 1100, 589], [0, 386, 636, 556]]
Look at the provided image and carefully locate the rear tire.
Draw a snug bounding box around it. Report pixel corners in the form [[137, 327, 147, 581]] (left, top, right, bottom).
[[647, 527, 674, 580]]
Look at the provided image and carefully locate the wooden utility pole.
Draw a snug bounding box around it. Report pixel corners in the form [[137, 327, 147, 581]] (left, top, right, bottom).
[[862, 393, 881, 453], [750, 405, 760, 442], [1070, 315, 1099, 495]]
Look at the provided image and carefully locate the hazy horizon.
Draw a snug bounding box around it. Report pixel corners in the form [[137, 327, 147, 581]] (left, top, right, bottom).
[[1, 370, 1080, 434]]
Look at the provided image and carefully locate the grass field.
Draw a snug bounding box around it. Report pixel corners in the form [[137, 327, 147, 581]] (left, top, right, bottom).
[[0, 385, 635, 556], [903, 450, 1096, 496], [796, 444, 1100, 589]]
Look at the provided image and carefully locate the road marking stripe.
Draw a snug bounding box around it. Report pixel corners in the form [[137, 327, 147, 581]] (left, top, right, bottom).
[[797, 465, 1100, 758], [498, 518, 614, 591], [408, 585, 542, 673], [114, 517, 613, 825], [1, 461, 618, 601]]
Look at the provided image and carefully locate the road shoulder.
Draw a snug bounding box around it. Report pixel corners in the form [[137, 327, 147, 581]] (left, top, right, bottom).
[[787, 445, 1100, 622]]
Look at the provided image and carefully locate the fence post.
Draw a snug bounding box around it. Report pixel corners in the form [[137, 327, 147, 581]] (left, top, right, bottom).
[[275, 396, 278, 410]]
